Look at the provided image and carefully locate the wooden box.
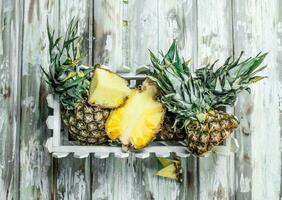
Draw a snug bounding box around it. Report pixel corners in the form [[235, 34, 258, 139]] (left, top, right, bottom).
[[45, 74, 190, 159]]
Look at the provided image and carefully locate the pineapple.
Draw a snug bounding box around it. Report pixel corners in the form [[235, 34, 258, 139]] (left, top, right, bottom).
[[62, 102, 109, 144], [105, 79, 165, 149], [187, 110, 239, 155], [42, 18, 110, 144], [155, 157, 182, 182], [88, 66, 131, 108], [148, 40, 267, 156], [158, 112, 185, 141]]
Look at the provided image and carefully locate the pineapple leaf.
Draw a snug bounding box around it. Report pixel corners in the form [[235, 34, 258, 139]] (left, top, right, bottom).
[[147, 41, 267, 128], [248, 76, 266, 83], [42, 17, 93, 110], [164, 40, 177, 60]]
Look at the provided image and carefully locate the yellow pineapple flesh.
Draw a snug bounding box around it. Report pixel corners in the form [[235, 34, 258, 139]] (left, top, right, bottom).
[[155, 158, 182, 182], [88, 66, 131, 108], [105, 80, 165, 149]]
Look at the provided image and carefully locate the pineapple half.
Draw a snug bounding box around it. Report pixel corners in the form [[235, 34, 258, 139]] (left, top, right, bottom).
[[105, 80, 165, 149], [88, 66, 131, 108]]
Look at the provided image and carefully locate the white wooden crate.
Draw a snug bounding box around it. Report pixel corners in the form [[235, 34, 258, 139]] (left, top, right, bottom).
[[45, 73, 239, 159], [45, 74, 191, 159]]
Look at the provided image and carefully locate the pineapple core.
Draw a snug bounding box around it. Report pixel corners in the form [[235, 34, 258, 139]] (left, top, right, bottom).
[[105, 80, 165, 149], [88, 67, 131, 108]]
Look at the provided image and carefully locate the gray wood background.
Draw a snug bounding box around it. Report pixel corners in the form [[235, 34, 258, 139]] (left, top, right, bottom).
[[0, 0, 281, 199]]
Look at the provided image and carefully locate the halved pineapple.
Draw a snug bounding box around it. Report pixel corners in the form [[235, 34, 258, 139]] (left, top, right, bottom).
[[105, 80, 165, 149], [88, 66, 131, 108]]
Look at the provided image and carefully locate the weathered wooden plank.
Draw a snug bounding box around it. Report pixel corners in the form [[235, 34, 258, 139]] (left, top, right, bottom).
[[233, 0, 281, 199], [54, 156, 91, 200], [91, 1, 135, 199], [278, 3, 282, 199], [0, 0, 22, 199], [92, 154, 150, 200], [197, 1, 235, 199], [54, 1, 93, 199], [91, 1, 133, 199], [93, 0, 124, 72], [19, 0, 58, 199], [157, 0, 198, 199], [91, 1, 141, 199], [157, 0, 197, 62], [128, 0, 182, 198], [92, 154, 180, 200], [128, 0, 158, 68]]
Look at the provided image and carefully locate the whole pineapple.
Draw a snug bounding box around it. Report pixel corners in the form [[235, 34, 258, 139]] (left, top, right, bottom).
[[42, 19, 112, 144], [148, 41, 267, 156]]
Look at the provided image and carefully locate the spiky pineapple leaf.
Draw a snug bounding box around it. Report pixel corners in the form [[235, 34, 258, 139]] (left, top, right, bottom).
[[147, 40, 267, 128], [42, 17, 93, 110]]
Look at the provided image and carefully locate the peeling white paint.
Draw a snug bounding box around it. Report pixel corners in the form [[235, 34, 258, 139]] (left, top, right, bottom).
[[21, 96, 35, 109], [234, 1, 282, 200], [20, 136, 51, 200], [239, 173, 251, 193], [57, 168, 87, 200]]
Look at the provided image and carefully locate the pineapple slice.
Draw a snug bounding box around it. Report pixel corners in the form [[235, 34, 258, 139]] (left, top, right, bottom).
[[158, 157, 179, 167], [88, 66, 131, 108], [105, 80, 165, 149], [155, 158, 182, 182]]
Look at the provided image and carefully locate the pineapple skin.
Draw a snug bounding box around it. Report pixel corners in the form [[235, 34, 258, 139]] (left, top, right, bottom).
[[62, 102, 110, 144], [158, 113, 186, 141], [187, 110, 239, 156]]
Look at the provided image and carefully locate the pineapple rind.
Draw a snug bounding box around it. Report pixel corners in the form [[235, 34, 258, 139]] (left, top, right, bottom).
[[105, 85, 165, 149], [88, 67, 131, 108], [62, 102, 110, 144]]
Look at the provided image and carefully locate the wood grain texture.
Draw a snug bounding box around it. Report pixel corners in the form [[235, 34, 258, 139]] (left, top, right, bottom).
[[197, 1, 235, 199], [233, 0, 281, 199], [53, 1, 93, 199], [19, 0, 57, 199], [54, 156, 91, 200], [0, 0, 22, 199], [0, 0, 281, 199], [128, 0, 158, 69], [157, 0, 198, 199], [93, 0, 124, 72]]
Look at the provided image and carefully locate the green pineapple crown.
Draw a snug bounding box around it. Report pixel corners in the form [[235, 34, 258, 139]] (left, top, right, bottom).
[[195, 51, 267, 108], [41, 18, 93, 110], [148, 40, 267, 127]]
